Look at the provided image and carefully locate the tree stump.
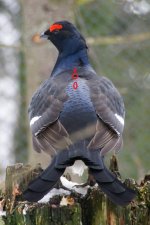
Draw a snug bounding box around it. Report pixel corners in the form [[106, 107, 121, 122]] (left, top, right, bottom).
[[5, 163, 43, 213], [0, 156, 150, 225]]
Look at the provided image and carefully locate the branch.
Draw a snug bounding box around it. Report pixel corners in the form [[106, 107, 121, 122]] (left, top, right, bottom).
[[87, 32, 150, 46], [0, 32, 150, 50]]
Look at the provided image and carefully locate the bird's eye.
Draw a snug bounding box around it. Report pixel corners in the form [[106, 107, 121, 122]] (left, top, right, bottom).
[[53, 29, 60, 34]]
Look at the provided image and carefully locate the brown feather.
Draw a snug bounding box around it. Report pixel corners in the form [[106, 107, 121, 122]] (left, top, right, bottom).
[[88, 120, 121, 155], [33, 120, 72, 155]]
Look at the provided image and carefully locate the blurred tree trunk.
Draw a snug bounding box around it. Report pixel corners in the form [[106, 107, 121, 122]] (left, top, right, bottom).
[[21, 0, 74, 167]]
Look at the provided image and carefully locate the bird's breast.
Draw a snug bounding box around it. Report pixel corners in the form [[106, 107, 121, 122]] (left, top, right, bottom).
[[59, 78, 97, 134]]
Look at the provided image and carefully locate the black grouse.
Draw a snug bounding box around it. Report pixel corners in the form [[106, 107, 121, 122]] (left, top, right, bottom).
[[23, 21, 136, 206]]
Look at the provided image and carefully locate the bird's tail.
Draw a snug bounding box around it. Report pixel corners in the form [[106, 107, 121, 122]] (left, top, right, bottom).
[[81, 148, 136, 206], [23, 157, 66, 202], [23, 150, 75, 202], [89, 167, 136, 206], [23, 148, 136, 205]]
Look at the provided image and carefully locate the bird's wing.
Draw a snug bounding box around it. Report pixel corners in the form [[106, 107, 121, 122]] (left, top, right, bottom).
[[28, 73, 72, 156], [87, 75, 125, 155]]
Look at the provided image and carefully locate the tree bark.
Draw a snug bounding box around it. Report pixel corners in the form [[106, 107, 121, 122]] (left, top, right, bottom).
[[5, 203, 81, 225]]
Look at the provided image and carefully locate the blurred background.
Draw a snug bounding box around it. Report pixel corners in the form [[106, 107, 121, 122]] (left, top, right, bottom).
[[0, 0, 150, 182]]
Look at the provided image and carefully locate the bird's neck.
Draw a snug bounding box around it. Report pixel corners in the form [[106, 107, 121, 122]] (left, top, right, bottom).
[[51, 48, 90, 77]]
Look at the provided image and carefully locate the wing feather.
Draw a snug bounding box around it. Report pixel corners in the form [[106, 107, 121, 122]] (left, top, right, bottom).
[[29, 73, 72, 155], [88, 76, 125, 136], [86, 72, 125, 155]]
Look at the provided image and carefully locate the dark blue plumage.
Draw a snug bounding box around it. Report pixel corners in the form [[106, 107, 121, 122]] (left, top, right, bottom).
[[24, 21, 136, 205], [60, 76, 97, 133], [52, 49, 89, 76]]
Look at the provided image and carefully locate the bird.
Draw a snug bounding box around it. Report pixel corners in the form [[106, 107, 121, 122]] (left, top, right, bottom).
[[23, 20, 136, 206]]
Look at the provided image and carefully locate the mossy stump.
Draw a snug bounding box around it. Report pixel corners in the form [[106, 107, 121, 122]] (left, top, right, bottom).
[[0, 157, 150, 225], [4, 203, 81, 225]]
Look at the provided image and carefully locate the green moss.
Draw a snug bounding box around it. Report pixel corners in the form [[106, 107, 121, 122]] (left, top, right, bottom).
[[5, 203, 81, 225]]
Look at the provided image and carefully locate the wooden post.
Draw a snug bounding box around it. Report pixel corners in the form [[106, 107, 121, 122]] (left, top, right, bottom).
[[1, 156, 150, 225]]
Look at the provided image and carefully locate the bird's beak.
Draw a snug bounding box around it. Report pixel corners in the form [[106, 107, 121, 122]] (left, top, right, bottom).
[[40, 32, 48, 39]]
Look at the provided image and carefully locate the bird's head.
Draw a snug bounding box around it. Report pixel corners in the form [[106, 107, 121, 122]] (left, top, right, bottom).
[[40, 21, 88, 56]]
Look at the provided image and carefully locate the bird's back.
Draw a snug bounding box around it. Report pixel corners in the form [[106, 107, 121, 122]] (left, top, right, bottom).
[[60, 76, 97, 135]]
